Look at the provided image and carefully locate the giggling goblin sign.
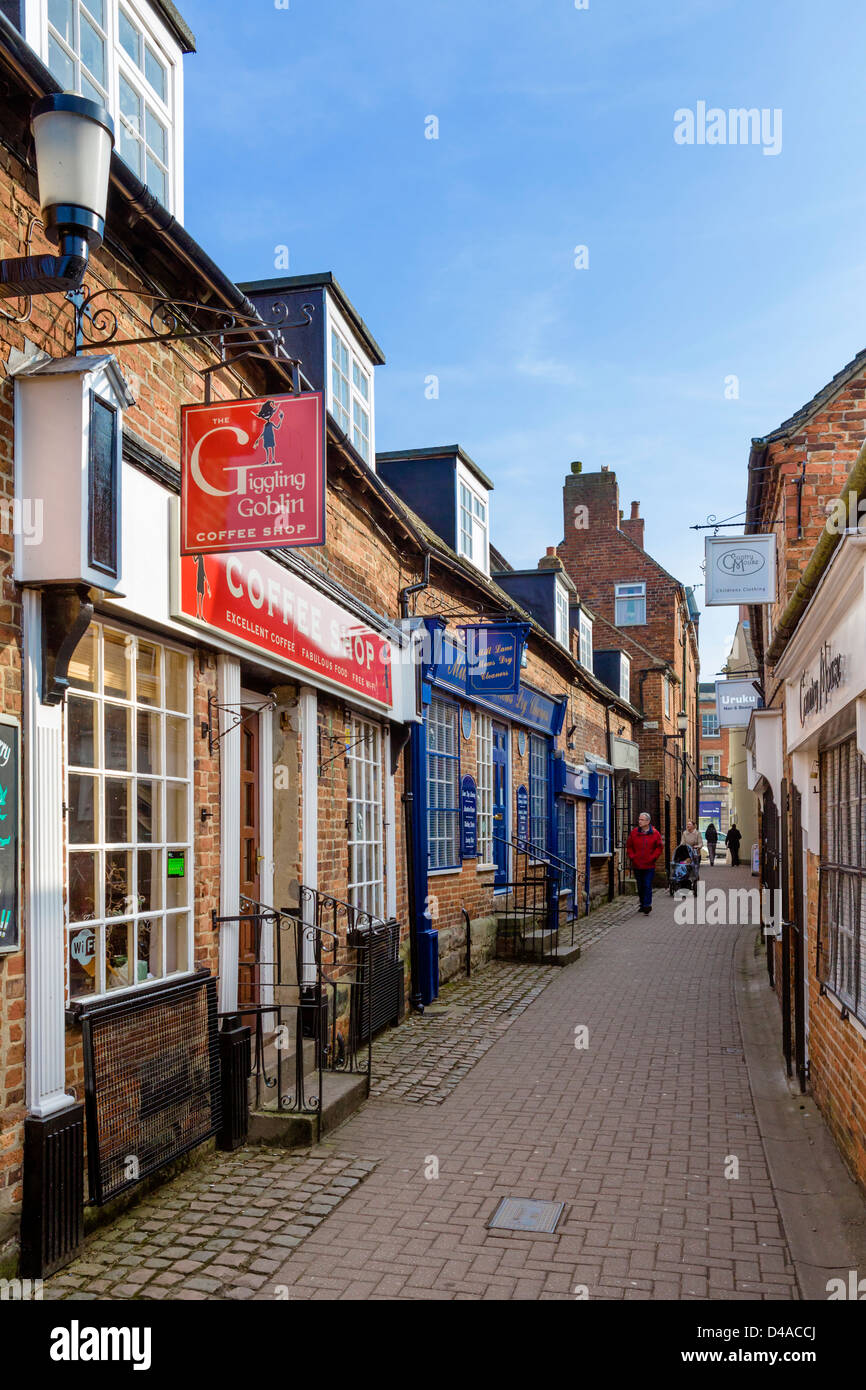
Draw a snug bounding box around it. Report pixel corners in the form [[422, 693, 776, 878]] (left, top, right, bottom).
[[181, 392, 326, 555]]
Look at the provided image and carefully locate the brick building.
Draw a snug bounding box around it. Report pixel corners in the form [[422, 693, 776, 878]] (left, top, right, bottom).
[[556, 462, 700, 874], [697, 680, 730, 846], [744, 347, 866, 1197]]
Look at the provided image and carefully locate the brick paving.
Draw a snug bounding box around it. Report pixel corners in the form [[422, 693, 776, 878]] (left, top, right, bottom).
[[41, 1149, 378, 1301], [42, 872, 802, 1301], [370, 895, 636, 1104]]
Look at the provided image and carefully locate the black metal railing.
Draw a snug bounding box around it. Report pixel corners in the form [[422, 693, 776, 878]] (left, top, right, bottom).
[[214, 888, 394, 1138], [492, 832, 584, 962]]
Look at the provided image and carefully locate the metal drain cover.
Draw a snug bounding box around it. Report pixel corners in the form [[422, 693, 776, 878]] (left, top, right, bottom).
[[488, 1197, 564, 1233]]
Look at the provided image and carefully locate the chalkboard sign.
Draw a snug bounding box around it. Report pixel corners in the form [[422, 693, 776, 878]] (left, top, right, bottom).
[[460, 775, 477, 858], [0, 719, 20, 954], [516, 784, 529, 843]]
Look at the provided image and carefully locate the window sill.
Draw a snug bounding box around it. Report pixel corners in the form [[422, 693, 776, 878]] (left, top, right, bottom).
[[820, 984, 866, 1043], [476, 862, 496, 873], [428, 866, 461, 877], [589, 852, 612, 860]]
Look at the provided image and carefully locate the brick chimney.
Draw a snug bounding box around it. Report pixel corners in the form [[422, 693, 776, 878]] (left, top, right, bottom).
[[538, 545, 564, 572], [621, 499, 644, 550], [562, 464, 620, 536]]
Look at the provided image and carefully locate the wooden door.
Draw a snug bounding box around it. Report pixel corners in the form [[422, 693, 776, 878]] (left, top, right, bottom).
[[239, 717, 261, 1012]]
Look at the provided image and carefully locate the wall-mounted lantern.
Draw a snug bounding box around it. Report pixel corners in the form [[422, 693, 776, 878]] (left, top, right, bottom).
[[0, 93, 114, 300]]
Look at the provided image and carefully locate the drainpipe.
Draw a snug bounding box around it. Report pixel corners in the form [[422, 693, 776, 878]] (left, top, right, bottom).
[[400, 554, 431, 1012], [604, 702, 615, 902]]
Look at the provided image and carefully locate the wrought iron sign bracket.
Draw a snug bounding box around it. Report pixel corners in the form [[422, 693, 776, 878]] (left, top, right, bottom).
[[203, 691, 276, 756], [318, 726, 372, 778]]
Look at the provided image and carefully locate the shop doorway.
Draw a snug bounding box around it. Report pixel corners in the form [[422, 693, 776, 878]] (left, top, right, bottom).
[[492, 722, 508, 888], [556, 798, 576, 912], [239, 716, 261, 1014]]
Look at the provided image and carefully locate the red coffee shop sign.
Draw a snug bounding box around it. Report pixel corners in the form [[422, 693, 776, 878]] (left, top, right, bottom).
[[181, 392, 326, 555], [176, 549, 393, 709]]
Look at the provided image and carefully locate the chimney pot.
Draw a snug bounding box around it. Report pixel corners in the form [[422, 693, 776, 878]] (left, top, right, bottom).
[[630, 500, 640, 520], [571, 460, 582, 474], [600, 465, 609, 472]]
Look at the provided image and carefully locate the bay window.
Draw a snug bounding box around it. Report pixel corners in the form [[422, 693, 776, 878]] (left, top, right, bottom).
[[65, 622, 193, 1001]]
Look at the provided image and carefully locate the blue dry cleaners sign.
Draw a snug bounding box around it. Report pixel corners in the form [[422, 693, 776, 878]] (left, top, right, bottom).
[[423, 621, 566, 737], [459, 622, 529, 697]]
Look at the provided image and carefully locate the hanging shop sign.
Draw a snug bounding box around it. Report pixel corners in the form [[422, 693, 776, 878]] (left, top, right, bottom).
[[423, 623, 566, 736], [699, 800, 722, 820], [458, 622, 530, 697], [516, 785, 529, 842], [704, 534, 777, 606], [715, 678, 762, 728], [175, 549, 393, 709], [553, 758, 597, 800], [0, 718, 19, 955], [460, 775, 478, 858], [181, 392, 326, 557]]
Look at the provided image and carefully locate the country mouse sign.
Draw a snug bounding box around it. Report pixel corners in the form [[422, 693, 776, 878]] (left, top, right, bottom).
[[181, 391, 326, 556]]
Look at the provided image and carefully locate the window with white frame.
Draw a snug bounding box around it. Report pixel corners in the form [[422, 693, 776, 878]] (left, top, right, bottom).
[[476, 711, 494, 866], [330, 326, 371, 462], [529, 734, 549, 856], [65, 622, 193, 1001], [701, 754, 721, 787], [457, 475, 489, 573], [620, 654, 631, 703], [578, 609, 593, 669], [555, 584, 570, 649], [39, 0, 180, 213], [663, 675, 671, 719], [615, 581, 646, 626], [701, 711, 720, 738], [591, 772, 610, 854], [346, 715, 383, 916], [426, 698, 460, 870]]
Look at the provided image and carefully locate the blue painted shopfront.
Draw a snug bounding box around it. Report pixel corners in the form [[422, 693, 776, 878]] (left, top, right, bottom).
[[410, 620, 568, 1003]]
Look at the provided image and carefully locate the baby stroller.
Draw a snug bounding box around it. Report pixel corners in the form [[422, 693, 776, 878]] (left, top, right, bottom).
[[669, 843, 699, 896]]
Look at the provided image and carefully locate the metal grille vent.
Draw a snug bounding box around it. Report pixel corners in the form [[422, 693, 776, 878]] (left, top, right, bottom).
[[352, 919, 404, 1042], [79, 972, 221, 1205]]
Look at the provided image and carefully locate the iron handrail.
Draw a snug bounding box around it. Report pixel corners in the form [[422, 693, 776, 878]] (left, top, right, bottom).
[[492, 831, 585, 885]]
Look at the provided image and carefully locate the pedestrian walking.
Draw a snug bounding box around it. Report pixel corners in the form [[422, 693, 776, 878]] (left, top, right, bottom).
[[725, 822, 742, 867], [680, 819, 703, 863], [626, 811, 664, 914], [705, 821, 718, 865]]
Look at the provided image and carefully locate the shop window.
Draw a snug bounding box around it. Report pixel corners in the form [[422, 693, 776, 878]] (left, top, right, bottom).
[[346, 715, 383, 917], [819, 738, 866, 1023], [426, 698, 460, 870], [40, 0, 179, 213], [529, 734, 549, 856], [615, 581, 646, 626], [476, 711, 494, 866], [65, 623, 193, 1001], [591, 773, 610, 854]]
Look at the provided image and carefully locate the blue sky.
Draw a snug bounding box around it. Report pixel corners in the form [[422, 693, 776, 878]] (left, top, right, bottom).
[[179, 0, 866, 677]]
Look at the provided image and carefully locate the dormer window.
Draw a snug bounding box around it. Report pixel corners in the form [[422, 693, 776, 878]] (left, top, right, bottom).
[[554, 585, 569, 649], [578, 609, 593, 669], [620, 653, 631, 702], [330, 326, 371, 462], [456, 470, 489, 573], [34, 0, 184, 216]]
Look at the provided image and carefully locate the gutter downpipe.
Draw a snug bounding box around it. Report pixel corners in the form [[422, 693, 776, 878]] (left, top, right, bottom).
[[766, 438, 866, 667], [604, 702, 615, 902], [400, 554, 431, 1012]]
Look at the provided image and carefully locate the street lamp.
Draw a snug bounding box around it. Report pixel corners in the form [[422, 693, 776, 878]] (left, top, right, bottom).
[[0, 93, 114, 299], [676, 710, 688, 734]]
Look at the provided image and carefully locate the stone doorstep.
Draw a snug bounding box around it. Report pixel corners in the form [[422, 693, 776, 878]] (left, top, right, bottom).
[[248, 1070, 369, 1149]]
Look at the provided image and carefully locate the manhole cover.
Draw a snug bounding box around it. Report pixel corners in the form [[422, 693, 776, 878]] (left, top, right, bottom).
[[487, 1197, 564, 1233]]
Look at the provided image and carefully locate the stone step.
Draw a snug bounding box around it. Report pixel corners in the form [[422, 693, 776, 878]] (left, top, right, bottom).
[[246, 1032, 318, 1108], [248, 1069, 370, 1148], [541, 942, 582, 966]]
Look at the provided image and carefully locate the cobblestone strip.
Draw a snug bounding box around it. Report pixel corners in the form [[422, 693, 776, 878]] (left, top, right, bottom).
[[42, 1148, 378, 1302], [370, 896, 636, 1105]]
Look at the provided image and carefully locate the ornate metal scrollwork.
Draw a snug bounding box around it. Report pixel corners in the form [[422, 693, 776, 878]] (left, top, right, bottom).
[[69, 285, 315, 354]]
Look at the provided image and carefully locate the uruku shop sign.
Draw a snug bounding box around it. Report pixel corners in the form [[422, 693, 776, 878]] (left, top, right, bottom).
[[181, 392, 326, 556], [799, 643, 846, 726], [176, 549, 393, 709]]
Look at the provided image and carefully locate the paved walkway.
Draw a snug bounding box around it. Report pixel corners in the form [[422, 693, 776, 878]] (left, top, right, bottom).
[[44, 872, 831, 1301]]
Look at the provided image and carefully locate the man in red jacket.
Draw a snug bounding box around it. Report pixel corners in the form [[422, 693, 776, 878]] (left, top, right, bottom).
[[626, 811, 664, 914]]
